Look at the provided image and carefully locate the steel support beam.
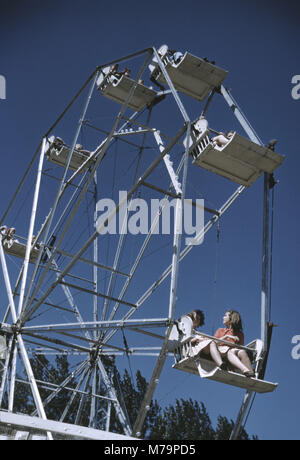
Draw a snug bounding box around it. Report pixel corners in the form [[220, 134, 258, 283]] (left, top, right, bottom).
[[221, 85, 272, 440]]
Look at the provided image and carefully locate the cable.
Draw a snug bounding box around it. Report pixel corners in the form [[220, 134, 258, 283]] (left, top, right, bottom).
[[211, 220, 221, 335], [268, 185, 276, 321], [10, 180, 34, 228]]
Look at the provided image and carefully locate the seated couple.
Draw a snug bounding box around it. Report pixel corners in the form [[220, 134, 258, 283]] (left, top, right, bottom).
[[184, 309, 255, 378]]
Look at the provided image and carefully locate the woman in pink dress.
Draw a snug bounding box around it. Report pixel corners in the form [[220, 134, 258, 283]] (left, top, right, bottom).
[[214, 310, 255, 377]]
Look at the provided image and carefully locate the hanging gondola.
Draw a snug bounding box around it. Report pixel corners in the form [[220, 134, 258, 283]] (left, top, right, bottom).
[[97, 66, 158, 112], [149, 44, 228, 101], [184, 116, 285, 186], [45, 136, 94, 172], [1, 226, 39, 264], [168, 315, 278, 394]]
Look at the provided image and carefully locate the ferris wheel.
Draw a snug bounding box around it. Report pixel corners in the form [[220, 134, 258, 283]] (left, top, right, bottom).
[[0, 45, 284, 440]]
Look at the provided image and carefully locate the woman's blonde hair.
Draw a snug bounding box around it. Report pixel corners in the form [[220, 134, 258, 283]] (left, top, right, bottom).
[[226, 309, 243, 333]]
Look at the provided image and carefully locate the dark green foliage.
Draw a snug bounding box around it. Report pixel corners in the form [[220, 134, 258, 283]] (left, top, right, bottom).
[[215, 415, 258, 440], [30, 354, 76, 422], [12, 354, 79, 423], [109, 367, 161, 438], [149, 398, 215, 440]]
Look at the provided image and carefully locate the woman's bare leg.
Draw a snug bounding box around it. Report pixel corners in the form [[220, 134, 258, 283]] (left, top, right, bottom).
[[201, 342, 223, 367], [227, 349, 250, 374], [209, 342, 224, 367], [237, 350, 254, 373]]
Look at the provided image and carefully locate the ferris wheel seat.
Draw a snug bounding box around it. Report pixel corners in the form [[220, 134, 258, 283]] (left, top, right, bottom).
[[172, 338, 278, 394], [191, 132, 284, 186], [173, 356, 277, 393], [149, 47, 228, 101], [45, 137, 93, 172], [2, 240, 40, 263], [97, 70, 158, 112]]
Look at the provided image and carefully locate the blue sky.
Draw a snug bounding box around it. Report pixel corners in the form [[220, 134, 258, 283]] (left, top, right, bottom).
[[0, 0, 300, 440]]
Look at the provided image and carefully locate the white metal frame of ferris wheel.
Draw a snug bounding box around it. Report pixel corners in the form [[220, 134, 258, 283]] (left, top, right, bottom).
[[0, 46, 274, 440]]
